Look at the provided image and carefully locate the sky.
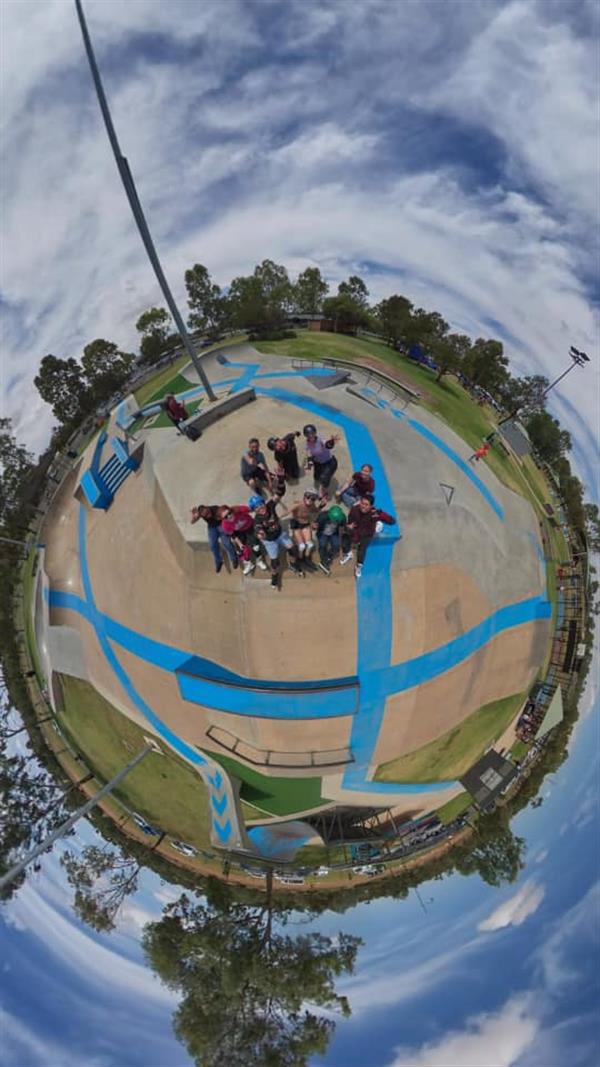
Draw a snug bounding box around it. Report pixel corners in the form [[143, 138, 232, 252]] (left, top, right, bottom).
[[1, 3, 599, 1066], [1, 643, 598, 1067], [0, 0, 598, 470]]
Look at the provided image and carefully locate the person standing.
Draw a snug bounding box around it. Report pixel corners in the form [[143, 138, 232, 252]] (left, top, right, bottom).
[[240, 438, 272, 495], [250, 496, 301, 588], [219, 504, 268, 575], [316, 505, 347, 574], [336, 463, 375, 507], [190, 505, 239, 574], [341, 497, 395, 578], [469, 442, 491, 462], [303, 424, 340, 500], [267, 432, 301, 480]]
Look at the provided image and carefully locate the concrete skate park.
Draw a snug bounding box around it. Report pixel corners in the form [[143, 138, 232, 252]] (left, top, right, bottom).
[[34, 342, 552, 857]]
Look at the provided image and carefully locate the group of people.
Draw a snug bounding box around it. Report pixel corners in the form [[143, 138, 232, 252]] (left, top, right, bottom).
[[191, 423, 395, 588]]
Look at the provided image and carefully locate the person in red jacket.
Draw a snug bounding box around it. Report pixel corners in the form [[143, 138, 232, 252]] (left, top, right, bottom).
[[340, 497, 395, 578], [219, 505, 268, 575], [163, 394, 188, 426]]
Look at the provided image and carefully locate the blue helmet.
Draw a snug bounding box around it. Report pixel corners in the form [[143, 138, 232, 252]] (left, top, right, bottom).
[[248, 494, 264, 510]]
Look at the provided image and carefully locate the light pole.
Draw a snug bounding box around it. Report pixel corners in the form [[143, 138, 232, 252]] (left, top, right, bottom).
[[499, 346, 590, 425], [74, 0, 217, 402], [0, 744, 153, 893]]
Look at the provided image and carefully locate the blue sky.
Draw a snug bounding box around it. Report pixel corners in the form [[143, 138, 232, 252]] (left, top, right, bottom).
[[1, 656, 598, 1067], [1, 2, 599, 1065], [0, 0, 598, 465]]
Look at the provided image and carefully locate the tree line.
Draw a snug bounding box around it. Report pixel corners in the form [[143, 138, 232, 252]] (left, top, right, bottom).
[[32, 257, 599, 547]]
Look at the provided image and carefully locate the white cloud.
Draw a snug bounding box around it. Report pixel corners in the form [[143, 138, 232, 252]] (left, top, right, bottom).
[[534, 848, 549, 864], [389, 994, 539, 1067], [0, 1007, 112, 1067], [535, 879, 600, 993], [478, 879, 546, 932], [6, 881, 174, 1006]]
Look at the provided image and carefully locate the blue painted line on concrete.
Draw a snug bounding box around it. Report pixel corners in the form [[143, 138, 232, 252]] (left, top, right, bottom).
[[75, 505, 232, 843], [211, 792, 228, 817], [406, 417, 504, 521], [364, 594, 552, 702], [178, 673, 356, 717]]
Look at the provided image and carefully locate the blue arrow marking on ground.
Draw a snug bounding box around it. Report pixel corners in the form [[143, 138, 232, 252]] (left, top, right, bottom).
[[208, 770, 223, 791], [213, 817, 232, 843], [211, 792, 228, 817]]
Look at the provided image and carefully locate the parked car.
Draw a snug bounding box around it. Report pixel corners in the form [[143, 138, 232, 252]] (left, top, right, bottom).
[[275, 872, 305, 885], [354, 864, 385, 877], [241, 865, 267, 879], [131, 812, 161, 836], [315, 866, 330, 877], [169, 840, 198, 858]]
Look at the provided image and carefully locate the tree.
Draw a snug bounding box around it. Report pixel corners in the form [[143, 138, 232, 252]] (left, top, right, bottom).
[[135, 307, 173, 364], [584, 503, 600, 552], [0, 419, 34, 522], [432, 332, 471, 383], [142, 879, 361, 1067], [462, 338, 509, 396], [376, 294, 413, 347], [184, 264, 227, 335], [228, 260, 292, 334], [526, 411, 571, 468], [293, 266, 329, 314], [61, 842, 149, 931], [498, 374, 549, 418], [454, 809, 526, 887], [81, 339, 135, 403], [322, 294, 370, 335], [33, 355, 92, 426], [337, 275, 369, 308]]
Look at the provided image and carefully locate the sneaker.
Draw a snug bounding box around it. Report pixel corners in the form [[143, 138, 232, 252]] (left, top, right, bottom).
[[340, 551, 353, 566], [232, 558, 239, 569], [318, 561, 331, 576], [355, 563, 363, 578], [303, 558, 318, 572], [215, 561, 223, 574], [270, 575, 279, 589], [242, 560, 254, 575], [256, 558, 268, 570]]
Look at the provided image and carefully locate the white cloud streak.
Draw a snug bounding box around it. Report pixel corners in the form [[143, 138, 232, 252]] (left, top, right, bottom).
[[478, 879, 546, 932]]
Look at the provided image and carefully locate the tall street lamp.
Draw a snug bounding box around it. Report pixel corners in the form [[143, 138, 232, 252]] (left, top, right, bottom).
[[499, 346, 590, 425], [74, 0, 217, 402]]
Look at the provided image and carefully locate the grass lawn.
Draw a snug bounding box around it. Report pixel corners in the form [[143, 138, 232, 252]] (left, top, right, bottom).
[[208, 751, 326, 817], [21, 549, 45, 686], [510, 740, 530, 762], [435, 792, 473, 825], [375, 691, 526, 783], [56, 675, 212, 848], [134, 356, 190, 406]]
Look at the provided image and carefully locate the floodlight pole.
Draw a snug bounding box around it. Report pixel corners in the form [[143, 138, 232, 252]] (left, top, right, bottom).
[[74, 0, 216, 402], [499, 346, 590, 426], [0, 744, 153, 893]]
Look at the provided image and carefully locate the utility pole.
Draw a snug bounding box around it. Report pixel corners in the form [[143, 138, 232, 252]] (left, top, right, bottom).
[[499, 346, 590, 426], [0, 743, 153, 893], [74, 0, 216, 402]]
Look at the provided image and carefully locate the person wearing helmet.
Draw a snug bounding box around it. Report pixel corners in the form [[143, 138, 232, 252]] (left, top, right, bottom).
[[336, 463, 375, 507], [316, 504, 348, 575], [303, 424, 340, 500], [267, 431, 301, 480], [341, 497, 396, 578], [240, 438, 273, 496], [288, 490, 326, 571], [219, 505, 268, 576], [190, 504, 238, 574], [249, 497, 301, 587]]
